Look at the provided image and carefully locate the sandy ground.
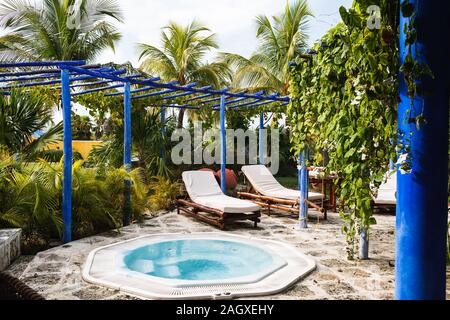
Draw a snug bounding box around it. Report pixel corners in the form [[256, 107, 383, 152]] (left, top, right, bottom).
[[5, 209, 450, 300]]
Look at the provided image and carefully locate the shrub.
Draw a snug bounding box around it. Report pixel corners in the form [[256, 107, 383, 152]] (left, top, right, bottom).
[[148, 176, 181, 212], [0, 157, 152, 243]]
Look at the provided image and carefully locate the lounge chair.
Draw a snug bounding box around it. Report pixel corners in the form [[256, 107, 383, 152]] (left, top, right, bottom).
[[372, 172, 397, 210], [238, 165, 327, 219], [177, 171, 261, 230]]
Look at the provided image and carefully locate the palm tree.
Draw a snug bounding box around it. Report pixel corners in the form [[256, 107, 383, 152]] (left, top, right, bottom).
[[0, 89, 62, 159], [220, 0, 313, 95], [137, 21, 230, 128], [0, 0, 123, 62]]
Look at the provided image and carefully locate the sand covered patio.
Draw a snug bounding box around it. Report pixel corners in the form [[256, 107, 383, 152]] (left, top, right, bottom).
[[7, 210, 443, 301]]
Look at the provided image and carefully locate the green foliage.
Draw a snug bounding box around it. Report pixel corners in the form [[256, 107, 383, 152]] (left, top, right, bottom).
[[72, 113, 93, 141], [219, 0, 313, 95], [148, 176, 181, 212], [84, 100, 174, 178], [0, 89, 63, 160], [288, 0, 399, 259], [0, 155, 150, 242], [138, 20, 231, 127], [0, 0, 123, 62]]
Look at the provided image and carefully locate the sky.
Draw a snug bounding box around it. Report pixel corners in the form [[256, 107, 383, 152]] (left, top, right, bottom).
[[98, 0, 354, 67], [0, 0, 354, 122]]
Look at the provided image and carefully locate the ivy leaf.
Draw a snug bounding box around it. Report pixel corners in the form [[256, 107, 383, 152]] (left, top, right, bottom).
[[339, 6, 350, 26], [345, 148, 356, 159]]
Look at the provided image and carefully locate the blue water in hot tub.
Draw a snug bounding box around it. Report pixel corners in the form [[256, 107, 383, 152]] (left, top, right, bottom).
[[123, 239, 276, 280]]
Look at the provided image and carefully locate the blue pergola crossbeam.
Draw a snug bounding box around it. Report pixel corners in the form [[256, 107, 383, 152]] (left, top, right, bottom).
[[0, 64, 102, 78], [0, 67, 115, 83], [72, 83, 124, 96], [0, 69, 127, 90], [0, 60, 86, 68], [187, 92, 214, 101], [162, 85, 212, 100], [198, 90, 246, 105], [105, 78, 173, 97], [132, 88, 176, 100]]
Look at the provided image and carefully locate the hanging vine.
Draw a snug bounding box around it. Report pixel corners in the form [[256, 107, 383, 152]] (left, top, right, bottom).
[[288, 0, 399, 259]]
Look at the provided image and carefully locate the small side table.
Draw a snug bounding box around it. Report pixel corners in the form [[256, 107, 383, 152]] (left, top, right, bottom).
[[308, 167, 338, 212]]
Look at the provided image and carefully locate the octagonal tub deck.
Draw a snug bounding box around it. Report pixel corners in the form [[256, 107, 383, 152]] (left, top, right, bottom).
[[82, 232, 316, 299]]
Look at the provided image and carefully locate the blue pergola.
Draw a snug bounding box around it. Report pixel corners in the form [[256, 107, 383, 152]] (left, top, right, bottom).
[[0, 59, 300, 237]]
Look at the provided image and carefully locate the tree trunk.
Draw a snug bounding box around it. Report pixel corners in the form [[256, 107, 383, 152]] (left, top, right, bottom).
[[177, 108, 186, 128]]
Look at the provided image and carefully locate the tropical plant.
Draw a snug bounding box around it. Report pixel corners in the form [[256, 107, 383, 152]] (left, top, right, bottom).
[[87, 103, 174, 177], [148, 176, 181, 212], [138, 20, 231, 127], [0, 0, 123, 62], [0, 89, 62, 160], [0, 156, 62, 240], [220, 0, 313, 94], [288, 0, 399, 260], [0, 156, 150, 242], [72, 113, 93, 140]]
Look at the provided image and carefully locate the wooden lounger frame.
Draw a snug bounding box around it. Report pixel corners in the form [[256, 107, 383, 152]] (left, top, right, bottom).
[[237, 185, 327, 220], [176, 197, 261, 230]]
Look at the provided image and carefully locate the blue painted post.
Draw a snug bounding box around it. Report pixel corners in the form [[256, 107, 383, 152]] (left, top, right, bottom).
[[396, 0, 449, 300], [259, 113, 265, 165], [297, 151, 308, 229], [61, 68, 72, 243], [123, 81, 132, 226], [220, 95, 227, 192], [161, 106, 166, 160]]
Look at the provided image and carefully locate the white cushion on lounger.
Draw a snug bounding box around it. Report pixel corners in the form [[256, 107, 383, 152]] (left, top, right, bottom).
[[241, 165, 324, 201], [182, 171, 260, 213], [373, 172, 396, 205]]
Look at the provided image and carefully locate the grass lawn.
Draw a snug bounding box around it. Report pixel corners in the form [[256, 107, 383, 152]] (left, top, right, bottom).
[[276, 176, 298, 189]]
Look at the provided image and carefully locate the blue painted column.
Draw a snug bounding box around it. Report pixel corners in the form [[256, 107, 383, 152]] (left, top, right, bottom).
[[61, 68, 72, 243], [123, 81, 132, 226], [220, 95, 227, 192], [160, 106, 166, 160], [396, 0, 449, 300], [297, 151, 308, 229], [259, 113, 265, 165]]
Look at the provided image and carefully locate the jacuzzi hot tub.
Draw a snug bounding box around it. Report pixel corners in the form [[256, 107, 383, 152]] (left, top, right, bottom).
[[82, 233, 316, 300]]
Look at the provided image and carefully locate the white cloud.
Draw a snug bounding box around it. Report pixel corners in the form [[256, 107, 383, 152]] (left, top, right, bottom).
[[97, 0, 353, 67]]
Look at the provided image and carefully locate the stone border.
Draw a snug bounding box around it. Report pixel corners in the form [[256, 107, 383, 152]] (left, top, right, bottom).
[[82, 232, 316, 299], [0, 229, 21, 271]]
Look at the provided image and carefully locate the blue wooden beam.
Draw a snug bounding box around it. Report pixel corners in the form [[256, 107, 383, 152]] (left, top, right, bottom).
[[105, 79, 174, 97], [123, 81, 132, 226], [0, 67, 115, 83], [259, 113, 265, 165], [0, 64, 103, 78], [72, 83, 123, 96], [0, 60, 86, 68], [160, 106, 166, 160], [132, 88, 176, 100], [197, 90, 247, 105], [395, 0, 449, 300], [61, 68, 73, 243], [162, 85, 212, 100], [220, 95, 227, 192], [298, 151, 308, 229], [0, 69, 127, 90], [187, 92, 214, 102]]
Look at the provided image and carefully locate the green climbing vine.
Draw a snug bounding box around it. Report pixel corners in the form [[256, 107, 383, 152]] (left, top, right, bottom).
[[396, 0, 434, 174], [288, 0, 399, 259]]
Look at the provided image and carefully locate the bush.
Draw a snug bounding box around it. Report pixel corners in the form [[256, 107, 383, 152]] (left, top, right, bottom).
[[148, 176, 182, 212], [0, 156, 151, 243]]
